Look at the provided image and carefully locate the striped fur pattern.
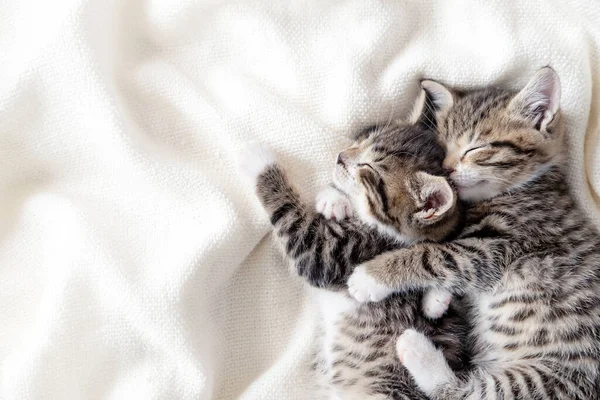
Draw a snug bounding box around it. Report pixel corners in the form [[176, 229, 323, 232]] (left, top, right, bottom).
[[241, 122, 470, 399], [348, 68, 600, 399]]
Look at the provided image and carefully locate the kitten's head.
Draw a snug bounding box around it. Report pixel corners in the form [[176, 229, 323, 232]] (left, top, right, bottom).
[[414, 67, 564, 202], [333, 123, 460, 243]]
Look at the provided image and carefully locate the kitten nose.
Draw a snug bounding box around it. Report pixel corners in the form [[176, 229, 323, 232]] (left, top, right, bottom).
[[336, 153, 345, 166], [443, 165, 455, 174]]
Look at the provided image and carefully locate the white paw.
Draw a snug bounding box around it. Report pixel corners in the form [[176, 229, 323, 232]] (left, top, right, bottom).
[[347, 265, 395, 303], [396, 329, 454, 396], [237, 142, 277, 182], [315, 187, 353, 220], [422, 288, 452, 319]]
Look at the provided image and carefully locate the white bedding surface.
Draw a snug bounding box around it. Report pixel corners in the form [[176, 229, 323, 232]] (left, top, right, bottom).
[[1, 0, 600, 399]]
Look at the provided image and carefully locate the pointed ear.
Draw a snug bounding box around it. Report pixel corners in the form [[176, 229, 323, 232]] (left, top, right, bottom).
[[409, 80, 455, 129], [509, 67, 561, 133], [413, 172, 456, 224]]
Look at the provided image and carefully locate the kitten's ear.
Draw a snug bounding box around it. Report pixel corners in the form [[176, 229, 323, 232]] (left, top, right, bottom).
[[412, 172, 456, 224], [409, 80, 455, 129], [509, 67, 561, 133]]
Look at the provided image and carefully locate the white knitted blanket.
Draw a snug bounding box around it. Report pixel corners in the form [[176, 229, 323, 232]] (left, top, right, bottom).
[[1, 1, 600, 399]]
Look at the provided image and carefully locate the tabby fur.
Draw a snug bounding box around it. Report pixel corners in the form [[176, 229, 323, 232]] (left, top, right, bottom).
[[240, 120, 470, 399], [348, 67, 600, 400]]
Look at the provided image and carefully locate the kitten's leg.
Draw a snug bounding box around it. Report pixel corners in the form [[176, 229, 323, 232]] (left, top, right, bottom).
[[239, 143, 339, 287], [422, 288, 452, 319], [397, 330, 594, 400], [396, 329, 457, 396], [238, 143, 373, 289], [347, 236, 511, 303], [347, 264, 396, 302], [315, 186, 353, 221]]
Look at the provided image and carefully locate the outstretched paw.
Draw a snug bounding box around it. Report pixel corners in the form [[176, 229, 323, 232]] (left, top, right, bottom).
[[237, 142, 277, 183], [347, 265, 395, 303], [396, 329, 454, 396], [315, 187, 353, 220], [422, 288, 452, 320]]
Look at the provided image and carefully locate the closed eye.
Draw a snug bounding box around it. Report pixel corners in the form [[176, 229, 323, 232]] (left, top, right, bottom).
[[357, 162, 376, 171], [463, 145, 487, 157], [488, 141, 534, 156], [357, 162, 385, 176], [373, 155, 390, 163]]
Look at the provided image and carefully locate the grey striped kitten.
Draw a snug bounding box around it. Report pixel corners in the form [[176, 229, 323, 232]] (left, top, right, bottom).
[[348, 67, 600, 399], [239, 112, 470, 399]]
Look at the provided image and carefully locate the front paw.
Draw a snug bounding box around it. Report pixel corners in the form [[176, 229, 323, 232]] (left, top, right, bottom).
[[237, 142, 277, 183], [315, 186, 353, 220], [347, 265, 395, 303], [396, 329, 453, 395], [422, 288, 452, 320]]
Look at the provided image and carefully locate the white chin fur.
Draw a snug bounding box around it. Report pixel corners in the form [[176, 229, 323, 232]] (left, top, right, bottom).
[[237, 142, 277, 183], [458, 185, 494, 202], [332, 165, 353, 192]]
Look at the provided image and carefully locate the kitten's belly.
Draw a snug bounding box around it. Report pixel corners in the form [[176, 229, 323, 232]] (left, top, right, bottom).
[[470, 285, 548, 366], [315, 291, 393, 399], [315, 290, 373, 400], [314, 290, 431, 400], [316, 290, 358, 373]]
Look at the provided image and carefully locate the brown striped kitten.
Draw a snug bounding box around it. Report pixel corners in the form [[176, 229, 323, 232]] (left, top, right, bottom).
[[348, 67, 600, 399], [238, 109, 470, 399]]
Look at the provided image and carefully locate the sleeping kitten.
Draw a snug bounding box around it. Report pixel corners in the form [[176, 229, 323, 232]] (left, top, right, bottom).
[[347, 67, 600, 399], [239, 112, 469, 399], [316, 187, 455, 320]]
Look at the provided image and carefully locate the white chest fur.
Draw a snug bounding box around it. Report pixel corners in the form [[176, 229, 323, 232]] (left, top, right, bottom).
[[316, 290, 357, 370], [313, 290, 392, 400]]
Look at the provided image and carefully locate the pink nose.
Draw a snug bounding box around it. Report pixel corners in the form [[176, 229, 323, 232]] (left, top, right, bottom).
[[443, 165, 455, 174]]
